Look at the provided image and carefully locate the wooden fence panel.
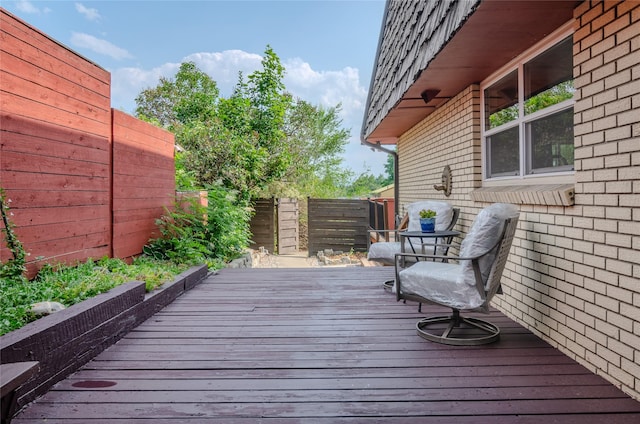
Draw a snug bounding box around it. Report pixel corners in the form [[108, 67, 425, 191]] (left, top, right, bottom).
[[111, 110, 175, 259], [277, 198, 298, 254], [1, 10, 111, 276], [307, 198, 369, 255], [1, 10, 175, 276], [250, 198, 275, 253]]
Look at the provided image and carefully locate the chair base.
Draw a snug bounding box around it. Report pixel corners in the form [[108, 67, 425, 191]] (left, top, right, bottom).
[[416, 312, 500, 346]]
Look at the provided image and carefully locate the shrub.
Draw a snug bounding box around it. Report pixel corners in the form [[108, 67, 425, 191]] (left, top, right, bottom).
[[143, 182, 252, 267], [0, 257, 186, 336], [0, 188, 27, 283]]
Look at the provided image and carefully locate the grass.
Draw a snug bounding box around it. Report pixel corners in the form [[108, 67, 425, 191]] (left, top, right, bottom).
[[0, 256, 190, 336]]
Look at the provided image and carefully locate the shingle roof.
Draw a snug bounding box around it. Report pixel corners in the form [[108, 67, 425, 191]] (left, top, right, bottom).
[[362, 0, 481, 141]]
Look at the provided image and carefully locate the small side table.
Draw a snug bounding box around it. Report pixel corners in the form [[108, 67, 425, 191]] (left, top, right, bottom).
[[400, 230, 461, 256]]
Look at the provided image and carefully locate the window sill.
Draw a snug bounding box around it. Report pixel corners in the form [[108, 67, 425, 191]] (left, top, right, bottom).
[[470, 184, 575, 206]]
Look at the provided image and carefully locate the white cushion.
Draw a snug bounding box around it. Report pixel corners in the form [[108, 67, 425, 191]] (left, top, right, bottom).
[[459, 203, 519, 289], [368, 201, 455, 263], [405, 201, 453, 232], [397, 203, 519, 311], [399, 261, 483, 310], [367, 241, 401, 263]]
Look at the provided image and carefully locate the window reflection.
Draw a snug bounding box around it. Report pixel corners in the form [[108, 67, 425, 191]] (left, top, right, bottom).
[[484, 70, 518, 130], [527, 108, 574, 173], [524, 36, 574, 115]]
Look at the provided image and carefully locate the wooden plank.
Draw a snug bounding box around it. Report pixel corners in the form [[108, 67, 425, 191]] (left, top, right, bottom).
[[277, 197, 298, 254], [250, 198, 275, 251], [0, 90, 110, 137], [0, 11, 110, 87], [308, 198, 369, 253], [0, 362, 39, 398], [1, 127, 109, 160]]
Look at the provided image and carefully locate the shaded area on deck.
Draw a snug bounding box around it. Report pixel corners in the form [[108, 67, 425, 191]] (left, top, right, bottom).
[[13, 267, 640, 422]]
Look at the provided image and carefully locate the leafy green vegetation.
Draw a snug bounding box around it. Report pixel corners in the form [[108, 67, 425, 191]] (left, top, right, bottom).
[[0, 257, 187, 336], [144, 184, 252, 268], [0, 185, 197, 337], [136, 47, 393, 200], [0, 188, 27, 282]]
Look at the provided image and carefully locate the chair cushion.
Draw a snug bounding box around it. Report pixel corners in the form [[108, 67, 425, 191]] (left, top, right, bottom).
[[459, 203, 519, 289], [405, 201, 453, 232], [367, 241, 401, 264], [369, 201, 454, 263], [399, 262, 484, 310]]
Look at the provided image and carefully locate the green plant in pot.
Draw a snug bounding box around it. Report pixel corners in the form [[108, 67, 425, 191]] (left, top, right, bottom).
[[419, 209, 436, 233]]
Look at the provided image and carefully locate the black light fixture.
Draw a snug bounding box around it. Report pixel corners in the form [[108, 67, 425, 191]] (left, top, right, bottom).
[[420, 89, 441, 104]]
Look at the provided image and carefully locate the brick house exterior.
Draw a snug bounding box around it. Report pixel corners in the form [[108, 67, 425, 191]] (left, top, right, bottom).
[[362, 0, 639, 400]]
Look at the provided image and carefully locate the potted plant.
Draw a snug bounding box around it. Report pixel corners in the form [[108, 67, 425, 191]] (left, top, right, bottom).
[[419, 209, 436, 232]]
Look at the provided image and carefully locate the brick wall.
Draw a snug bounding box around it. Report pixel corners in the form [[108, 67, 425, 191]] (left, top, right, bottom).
[[567, 0, 639, 399], [395, 1, 639, 400], [397, 85, 482, 234]]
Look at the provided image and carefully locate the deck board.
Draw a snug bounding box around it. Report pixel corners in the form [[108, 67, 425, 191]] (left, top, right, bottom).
[[12, 267, 640, 422]]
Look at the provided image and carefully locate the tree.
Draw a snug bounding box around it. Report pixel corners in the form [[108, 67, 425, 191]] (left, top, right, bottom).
[[135, 47, 356, 201], [381, 154, 395, 186], [262, 99, 351, 198], [135, 62, 219, 130]]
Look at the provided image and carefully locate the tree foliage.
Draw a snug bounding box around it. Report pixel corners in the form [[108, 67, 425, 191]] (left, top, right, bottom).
[[136, 62, 219, 130], [134, 46, 368, 201]]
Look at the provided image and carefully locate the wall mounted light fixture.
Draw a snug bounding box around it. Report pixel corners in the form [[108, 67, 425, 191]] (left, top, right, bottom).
[[420, 89, 441, 104]]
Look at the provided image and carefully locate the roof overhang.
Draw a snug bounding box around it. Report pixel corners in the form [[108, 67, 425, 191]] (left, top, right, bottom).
[[365, 0, 580, 145]]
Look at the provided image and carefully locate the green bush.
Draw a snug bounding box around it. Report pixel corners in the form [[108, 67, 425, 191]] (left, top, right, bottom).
[[143, 183, 252, 267], [0, 257, 187, 336], [0, 188, 27, 283]]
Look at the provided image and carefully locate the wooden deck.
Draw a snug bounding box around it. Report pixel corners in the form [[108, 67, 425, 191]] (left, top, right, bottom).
[[13, 267, 640, 423]]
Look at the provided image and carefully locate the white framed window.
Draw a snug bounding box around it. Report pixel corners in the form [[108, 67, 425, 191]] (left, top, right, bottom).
[[481, 26, 575, 182]]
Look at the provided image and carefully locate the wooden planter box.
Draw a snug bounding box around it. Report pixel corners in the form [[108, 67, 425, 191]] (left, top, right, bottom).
[[0, 264, 208, 416]]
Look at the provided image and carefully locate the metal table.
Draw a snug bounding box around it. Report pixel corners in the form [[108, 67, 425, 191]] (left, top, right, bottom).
[[400, 230, 461, 256]]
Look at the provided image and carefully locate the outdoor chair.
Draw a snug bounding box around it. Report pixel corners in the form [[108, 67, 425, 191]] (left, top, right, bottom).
[[393, 203, 519, 345], [367, 200, 459, 266]]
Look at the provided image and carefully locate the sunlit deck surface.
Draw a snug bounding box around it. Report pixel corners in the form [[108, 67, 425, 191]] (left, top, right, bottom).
[[13, 267, 640, 423]]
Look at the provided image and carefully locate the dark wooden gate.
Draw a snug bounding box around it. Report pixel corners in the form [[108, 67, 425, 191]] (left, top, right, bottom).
[[250, 198, 299, 254], [307, 198, 369, 256], [277, 198, 299, 254], [250, 198, 276, 253]]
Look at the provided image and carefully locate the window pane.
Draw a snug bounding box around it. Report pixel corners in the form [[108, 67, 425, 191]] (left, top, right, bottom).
[[487, 126, 520, 177], [527, 107, 574, 173], [524, 36, 574, 115], [484, 70, 518, 130]]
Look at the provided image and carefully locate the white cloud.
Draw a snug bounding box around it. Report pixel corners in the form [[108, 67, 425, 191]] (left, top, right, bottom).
[[111, 63, 181, 113], [108, 50, 387, 174], [15, 0, 50, 14], [284, 59, 366, 121], [183, 50, 263, 96], [75, 2, 100, 21], [70, 32, 133, 61]]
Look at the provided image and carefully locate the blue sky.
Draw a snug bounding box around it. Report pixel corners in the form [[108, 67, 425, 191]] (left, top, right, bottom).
[[5, 0, 389, 176]]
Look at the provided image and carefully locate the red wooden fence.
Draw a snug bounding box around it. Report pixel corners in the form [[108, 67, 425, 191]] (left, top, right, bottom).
[[112, 110, 175, 258], [0, 9, 175, 277]]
